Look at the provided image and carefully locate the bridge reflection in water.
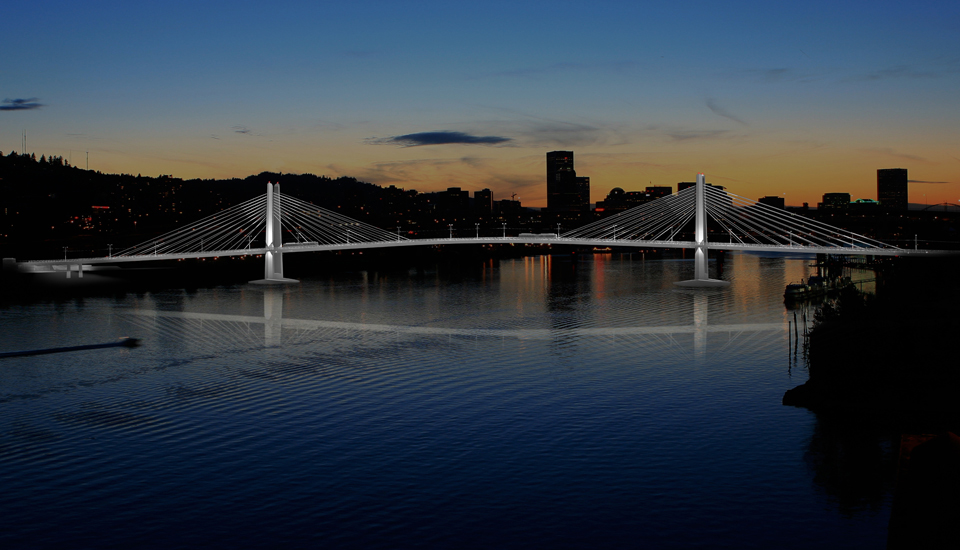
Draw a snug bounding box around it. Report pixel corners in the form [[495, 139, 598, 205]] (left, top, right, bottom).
[[123, 285, 784, 363]]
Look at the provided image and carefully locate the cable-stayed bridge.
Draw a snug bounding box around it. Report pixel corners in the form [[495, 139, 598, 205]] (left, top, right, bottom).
[[11, 176, 950, 287]]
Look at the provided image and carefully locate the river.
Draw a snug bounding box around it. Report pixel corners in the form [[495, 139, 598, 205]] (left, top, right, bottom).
[[0, 252, 893, 549]]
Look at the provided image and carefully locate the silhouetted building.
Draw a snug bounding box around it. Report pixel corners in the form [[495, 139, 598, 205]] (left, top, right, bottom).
[[850, 198, 880, 214], [440, 187, 470, 215], [878, 168, 908, 210], [596, 186, 673, 213], [546, 151, 590, 212], [758, 196, 785, 209], [819, 192, 851, 210], [495, 199, 522, 225], [474, 188, 492, 215], [678, 181, 724, 192], [646, 186, 672, 198]]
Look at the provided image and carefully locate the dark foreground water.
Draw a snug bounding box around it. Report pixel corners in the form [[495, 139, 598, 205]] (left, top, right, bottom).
[[0, 252, 893, 549]]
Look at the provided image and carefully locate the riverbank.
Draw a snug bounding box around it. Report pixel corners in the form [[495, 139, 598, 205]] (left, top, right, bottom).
[[783, 257, 960, 421]]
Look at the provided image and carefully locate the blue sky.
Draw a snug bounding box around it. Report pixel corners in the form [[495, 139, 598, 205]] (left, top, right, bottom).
[[3, 0, 959, 206]]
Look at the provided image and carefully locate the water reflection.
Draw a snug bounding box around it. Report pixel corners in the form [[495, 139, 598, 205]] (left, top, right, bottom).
[[694, 293, 707, 359], [805, 414, 898, 516], [0, 252, 895, 549], [119, 255, 787, 367]]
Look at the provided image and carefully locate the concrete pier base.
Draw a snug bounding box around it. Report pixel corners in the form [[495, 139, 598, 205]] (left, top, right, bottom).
[[675, 278, 730, 288], [249, 277, 299, 285]]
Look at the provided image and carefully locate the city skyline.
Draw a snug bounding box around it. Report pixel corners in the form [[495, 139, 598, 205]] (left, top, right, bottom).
[[3, 1, 958, 207]]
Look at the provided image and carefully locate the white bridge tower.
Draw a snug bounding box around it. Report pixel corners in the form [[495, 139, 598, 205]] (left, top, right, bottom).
[[251, 182, 299, 284], [675, 173, 729, 288]]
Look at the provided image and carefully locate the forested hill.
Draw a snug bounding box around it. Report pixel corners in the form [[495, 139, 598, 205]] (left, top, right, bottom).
[[0, 151, 399, 258]]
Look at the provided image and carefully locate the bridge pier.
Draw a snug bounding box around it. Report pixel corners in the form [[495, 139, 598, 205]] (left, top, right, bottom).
[[59, 264, 87, 278], [676, 173, 730, 288], [251, 182, 299, 285]]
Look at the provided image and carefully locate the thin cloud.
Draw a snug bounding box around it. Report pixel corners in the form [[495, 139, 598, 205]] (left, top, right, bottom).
[[667, 129, 729, 142], [459, 156, 487, 168], [909, 179, 950, 184], [865, 147, 926, 162], [366, 131, 511, 147], [706, 98, 748, 126], [233, 125, 252, 135], [1, 98, 44, 111], [855, 65, 940, 81], [720, 68, 793, 83], [470, 107, 624, 148], [717, 67, 829, 85], [481, 60, 640, 79], [511, 120, 607, 148], [745, 68, 791, 82]]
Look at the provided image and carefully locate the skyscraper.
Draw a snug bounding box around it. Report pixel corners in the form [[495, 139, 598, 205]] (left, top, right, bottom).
[[546, 151, 590, 212], [878, 168, 908, 210]]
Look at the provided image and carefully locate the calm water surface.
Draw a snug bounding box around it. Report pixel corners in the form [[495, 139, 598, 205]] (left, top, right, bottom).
[[0, 253, 892, 549]]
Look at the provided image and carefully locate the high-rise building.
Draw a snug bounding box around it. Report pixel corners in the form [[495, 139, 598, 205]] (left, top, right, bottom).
[[878, 168, 908, 210], [546, 151, 590, 212]]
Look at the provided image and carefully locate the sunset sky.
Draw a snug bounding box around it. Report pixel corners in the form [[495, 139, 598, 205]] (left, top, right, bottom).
[[3, 1, 959, 207]]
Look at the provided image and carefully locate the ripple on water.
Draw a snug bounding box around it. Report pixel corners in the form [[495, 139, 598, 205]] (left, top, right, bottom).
[[0, 254, 890, 549]]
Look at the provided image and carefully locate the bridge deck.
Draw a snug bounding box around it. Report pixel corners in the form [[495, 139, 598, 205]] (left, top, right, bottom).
[[14, 236, 940, 269]]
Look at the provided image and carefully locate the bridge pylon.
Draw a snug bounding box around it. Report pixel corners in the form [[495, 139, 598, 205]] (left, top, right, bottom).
[[675, 173, 730, 288], [250, 182, 299, 285]]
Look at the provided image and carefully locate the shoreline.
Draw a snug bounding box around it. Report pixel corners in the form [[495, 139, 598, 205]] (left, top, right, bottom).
[[782, 256, 960, 426]]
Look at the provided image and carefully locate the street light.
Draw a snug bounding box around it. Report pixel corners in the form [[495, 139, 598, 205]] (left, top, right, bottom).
[[475, 223, 479, 239], [613, 224, 617, 241], [448, 224, 453, 239], [63, 246, 67, 260], [397, 226, 401, 242], [556, 223, 561, 237], [502, 223, 506, 238], [107, 244, 112, 258]]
